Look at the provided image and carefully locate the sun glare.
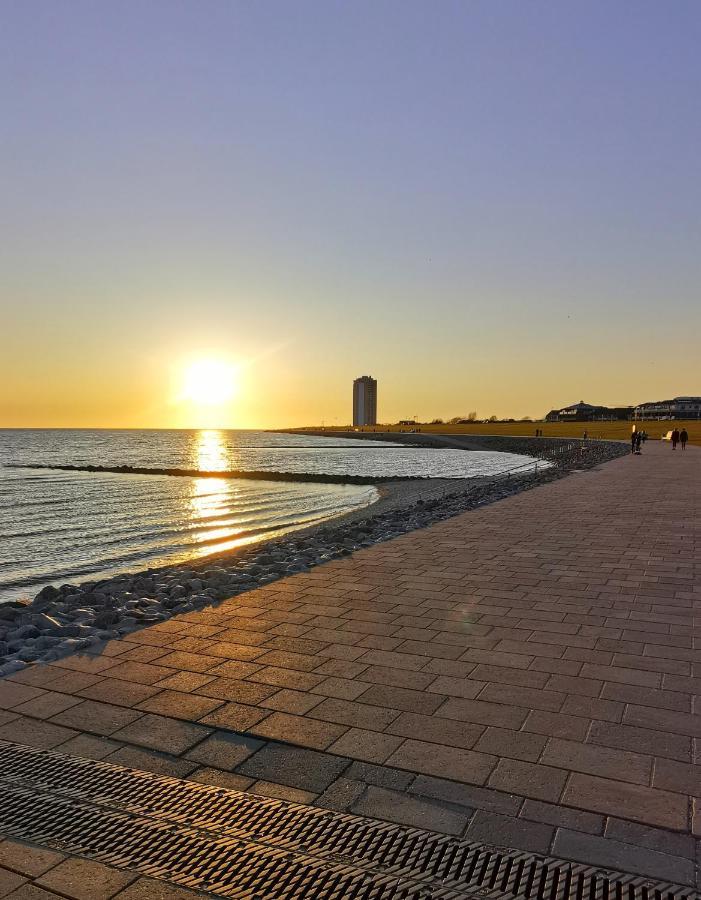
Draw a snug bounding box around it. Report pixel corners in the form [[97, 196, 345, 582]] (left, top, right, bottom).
[[181, 359, 237, 406]]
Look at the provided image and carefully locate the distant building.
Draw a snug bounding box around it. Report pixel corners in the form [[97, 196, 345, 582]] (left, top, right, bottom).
[[545, 401, 633, 422], [634, 397, 701, 420], [353, 376, 377, 426]]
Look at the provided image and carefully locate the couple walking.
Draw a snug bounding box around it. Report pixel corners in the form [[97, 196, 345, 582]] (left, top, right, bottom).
[[631, 430, 645, 454], [671, 428, 688, 450]]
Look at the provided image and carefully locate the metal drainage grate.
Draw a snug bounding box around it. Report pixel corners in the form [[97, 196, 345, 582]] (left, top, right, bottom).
[[0, 741, 695, 900]]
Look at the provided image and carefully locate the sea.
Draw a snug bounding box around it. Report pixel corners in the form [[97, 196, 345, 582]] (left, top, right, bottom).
[[0, 429, 535, 603]]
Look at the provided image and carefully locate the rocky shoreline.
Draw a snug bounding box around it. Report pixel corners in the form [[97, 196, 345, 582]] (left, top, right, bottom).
[[0, 437, 627, 677]]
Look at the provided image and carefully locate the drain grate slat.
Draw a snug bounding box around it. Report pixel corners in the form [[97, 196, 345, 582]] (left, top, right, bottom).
[[0, 741, 695, 900]]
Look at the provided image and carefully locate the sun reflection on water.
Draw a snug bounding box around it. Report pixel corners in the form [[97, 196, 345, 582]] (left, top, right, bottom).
[[189, 476, 250, 555], [194, 430, 229, 471]]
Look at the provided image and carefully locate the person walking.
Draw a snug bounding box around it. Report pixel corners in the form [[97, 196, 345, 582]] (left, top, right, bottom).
[[671, 427, 680, 450], [680, 428, 688, 450], [631, 429, 637, 454], [635, 431, 643, 454]]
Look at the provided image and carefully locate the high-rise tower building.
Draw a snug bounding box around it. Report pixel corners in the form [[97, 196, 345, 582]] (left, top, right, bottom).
[[353, 376, 377, 427]]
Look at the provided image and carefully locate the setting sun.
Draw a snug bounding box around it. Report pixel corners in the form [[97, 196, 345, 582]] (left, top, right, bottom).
[[181, 360, 238, 406]]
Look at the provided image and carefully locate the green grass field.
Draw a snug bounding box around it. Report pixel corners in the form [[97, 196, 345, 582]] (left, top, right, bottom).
[[300, 420, 700, 446]]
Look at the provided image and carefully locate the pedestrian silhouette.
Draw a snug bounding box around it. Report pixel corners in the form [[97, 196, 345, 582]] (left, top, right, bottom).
[[671, 428, 680, 450], [680, 428, 688, 450]]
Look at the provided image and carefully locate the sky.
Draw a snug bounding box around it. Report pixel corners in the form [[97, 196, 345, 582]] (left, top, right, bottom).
[[2, 0, 700, 428]]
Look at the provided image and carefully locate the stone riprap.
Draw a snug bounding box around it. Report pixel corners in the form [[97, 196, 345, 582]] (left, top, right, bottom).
[[0, 438, 626, 677]]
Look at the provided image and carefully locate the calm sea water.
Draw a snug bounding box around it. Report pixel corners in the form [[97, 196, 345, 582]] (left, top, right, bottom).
[[0, 430, 534, 602]]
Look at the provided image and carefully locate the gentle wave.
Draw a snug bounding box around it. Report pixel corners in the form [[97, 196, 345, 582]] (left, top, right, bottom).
[[0, 429, 538, 603]]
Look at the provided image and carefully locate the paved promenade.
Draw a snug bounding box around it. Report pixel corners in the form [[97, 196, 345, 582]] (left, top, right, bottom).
[[1, 440, 700, 888]]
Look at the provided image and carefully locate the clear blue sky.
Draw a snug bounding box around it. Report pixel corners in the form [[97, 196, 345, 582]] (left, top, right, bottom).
[[2, 1, 700, 426]]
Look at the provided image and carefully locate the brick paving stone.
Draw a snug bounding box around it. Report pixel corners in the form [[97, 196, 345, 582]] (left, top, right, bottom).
[[319, 644, 368, 661], [552, 828, 695, 886], [357, 684, 445, 715], [471, 664, 548, 689], [19, 670, 103, 696], [0, 870, 28, 897], [104, 746, 199, 778], [120, 647, 172, 664], [519, 799, 603, 835], [104, 661, 176, 685], [488, 759, 567, 803], [51, 655, 120, 675], [0, 840, 64, 877], [385, 712, 484, 750], [198, 701, 270, 732], [250, 780, 317, 804], [359, 665, 436, 690], [316, 777, 366, 810], [562, 773, 688, 830], [137, 690, 224, 721], [4, 884, 66, 899], [327, 728, 405, 764], [111, 714, 211, 755], [49, 700, 142, 736], [605, 817, 697, 859], [423, 659, 481, 678], [11, 692, 82, 720], [587, 721, 692, 763], [560, 695, 624, 723], [533, 658, 585, 677], [308, 698, 399, 732], [246, 667, 324, 691], [355, 649, 427, 671], [0, 717, 78, 750], [188, 767, 255, 790], [352, 786, 469, 835], [204, 641, 267, 661], [466, 810, 553, 855], [540, 737, 653, 785], [652, 757, 701, 794], [435, 697, 529, 730], [601, 682, 690, 712], [623, 704, 701, 737], [36, 858, 137, 899], [56, 734, 123, 759], [6, 670, 57, 689], [252, 650, 324, 672], [194, 677, 277, 704], [541, 674, 602, 698], [309, 677, 371, 701], [185, 731, 264, 769], [424, 676, 485, 700], [313, 660, 370, 680], [76, 678, 162, 708], [474, 727, 547, 763], [409, 775, 522, 815], [346, 761, 414, 790], [249, 712, 347, 750], [386, 739, 496, 784], [259, 689, 323, 714], [522, 710, 591, 741], [236, 743, 350, 792], [150, 672, 216, 692], [0, 682, 45, 709]]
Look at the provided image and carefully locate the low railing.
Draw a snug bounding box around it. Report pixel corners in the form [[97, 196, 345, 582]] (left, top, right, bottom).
[[478, 438, 591, 489]]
